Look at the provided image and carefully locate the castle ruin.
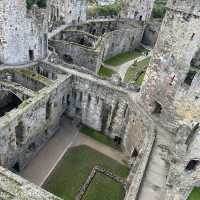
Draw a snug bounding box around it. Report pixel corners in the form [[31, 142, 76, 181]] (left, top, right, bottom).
[[0, 0, 199, 200]]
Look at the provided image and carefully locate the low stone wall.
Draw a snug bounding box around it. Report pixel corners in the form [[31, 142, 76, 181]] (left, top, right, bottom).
[[76, 166, 128, 200], [50, 19, 144, 72], [0, 166, 61, 199]]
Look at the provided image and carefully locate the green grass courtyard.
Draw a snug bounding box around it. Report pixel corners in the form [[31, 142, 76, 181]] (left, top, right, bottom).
[[43, 145, 128, 200], [124, 57, 150, 85], [80, 126, 121, 151], [98, 66, 115, 77], [187, 188, 200, 200], [104, 48, 147, 66]]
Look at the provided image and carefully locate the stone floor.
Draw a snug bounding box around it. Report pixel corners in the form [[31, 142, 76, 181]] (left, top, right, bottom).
[[20, 116, 128, 186], [20, 117, 79, 186], [137, 126, 175, 200]]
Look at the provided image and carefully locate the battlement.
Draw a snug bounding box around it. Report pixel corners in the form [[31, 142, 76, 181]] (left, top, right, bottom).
[[167, 0, 200, 17]]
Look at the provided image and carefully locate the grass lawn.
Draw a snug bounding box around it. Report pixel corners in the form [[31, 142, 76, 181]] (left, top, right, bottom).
[[98, 66, 115, 77], [43, 145, 129, 200], [187, 188, 200, 200], [82, 173, 125, 200], [80, 126, 121, 151], [124, 57, 150, 84], [104, 48, 147, 66], [136, 72, 145, 86]]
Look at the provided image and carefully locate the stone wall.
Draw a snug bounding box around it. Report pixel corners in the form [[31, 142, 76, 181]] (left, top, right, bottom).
[[0, 0, 48, 65], [121, 0, 155, 21], [48, 0, 87, 27], [0, 166, 61, 199], [140, 3, 200, 132], [66, 19, 144, 37], [142, 20, 161, 47], [49, 39, 103, 72], [50, 19, 144, 71], [0, 63, 71, 170], [102, 27, 143, 60]]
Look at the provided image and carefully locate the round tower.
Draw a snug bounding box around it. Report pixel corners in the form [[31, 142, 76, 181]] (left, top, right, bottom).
[[0, 0, 48, 65], [140, 0, 200, 131]]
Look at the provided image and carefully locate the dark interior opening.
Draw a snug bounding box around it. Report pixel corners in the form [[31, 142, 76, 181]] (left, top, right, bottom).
[[67, 94, 70, 105], [63, 54, 73, 64], [15, 121, 24, 146], [28, 142, 36, 151], [185, 160, 199, 171], [29, 50, 34, 61], [102, 28, 106, 35], [152, 101, 162, 115], [114, 136, 122, 145], [12, 162, 20, 173], [0, 91, 22, 117], [191, 33, 195, 40], [46, 100, 52, 120], [139, 16, 142, 21], [184, 70, 196, 86], [92, 29, 96, 35], [76, 107, 81, 115], [80, 38, 85, 45], [131, 148, 138, 158]]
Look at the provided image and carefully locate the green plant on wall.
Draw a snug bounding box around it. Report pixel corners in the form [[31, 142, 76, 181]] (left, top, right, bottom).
[[26, 0, 47, 9]]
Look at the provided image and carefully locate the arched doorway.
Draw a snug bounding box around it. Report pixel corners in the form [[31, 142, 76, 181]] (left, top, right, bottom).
[[0, 90, 22, 117], [63, 54, 73, 64]]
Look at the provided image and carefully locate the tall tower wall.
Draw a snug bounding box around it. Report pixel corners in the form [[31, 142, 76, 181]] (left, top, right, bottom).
[[140, 0, 200, 131], [0, 0, 48, 65]]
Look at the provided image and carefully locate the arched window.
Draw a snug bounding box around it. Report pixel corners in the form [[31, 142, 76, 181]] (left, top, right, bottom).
[[15, 122, 24, 145]]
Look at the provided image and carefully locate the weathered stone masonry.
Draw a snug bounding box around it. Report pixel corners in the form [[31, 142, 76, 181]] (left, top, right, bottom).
[[50, 19, 144, 72], [0, 0, 48, 65], [0, 60, 156, 199], [140, 0, 200, 132]]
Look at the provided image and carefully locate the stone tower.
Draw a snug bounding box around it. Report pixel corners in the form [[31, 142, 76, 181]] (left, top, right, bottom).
[[121, 0, 155, 21], [140, 0, 200, 131], [0, 0, 48, 65]]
